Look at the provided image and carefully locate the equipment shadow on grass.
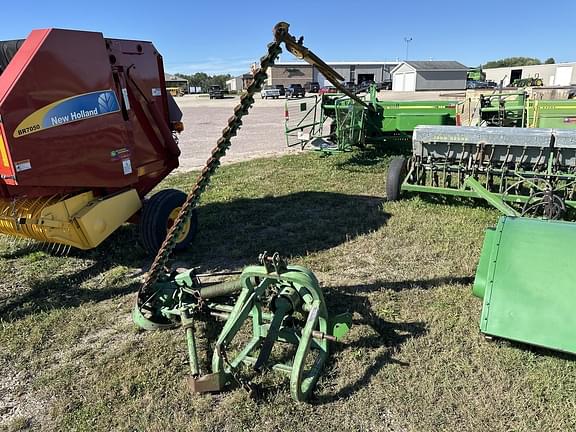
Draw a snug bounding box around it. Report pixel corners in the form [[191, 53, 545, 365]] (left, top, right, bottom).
[[0, 191, 389, 321], [406, 191, 485, 208], [184, 191, 390, 269], [334, 141, 411, 170], [0, 226, 146, 322], [310, 276, 476, 404]]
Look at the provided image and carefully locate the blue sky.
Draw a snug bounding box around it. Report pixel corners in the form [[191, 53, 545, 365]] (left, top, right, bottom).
[[2, 1, 575, 75]]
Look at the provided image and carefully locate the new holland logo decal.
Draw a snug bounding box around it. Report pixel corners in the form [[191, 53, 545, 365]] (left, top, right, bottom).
[[14, 90, 120, 138]]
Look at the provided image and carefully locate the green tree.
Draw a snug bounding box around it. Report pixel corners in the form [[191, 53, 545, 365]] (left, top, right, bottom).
[[544, 57, 556, 64], [175, 72, 232, 91], [483, 57, 542, 69]]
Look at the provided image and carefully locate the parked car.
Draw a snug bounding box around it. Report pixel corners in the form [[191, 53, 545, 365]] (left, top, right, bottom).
[[261, 85, 281, 99], [274, 84, 286, 97], [341, 81, 356, 92], [287, 83, 306, 98], [208, 85, 224, 99], [319, 86, 337, 95], [467, 80, 498, 89], [357, 80, 392, 92], [305, 81, 320, 93], [380, 80, 392, 90], [357, 80, 376, 93]]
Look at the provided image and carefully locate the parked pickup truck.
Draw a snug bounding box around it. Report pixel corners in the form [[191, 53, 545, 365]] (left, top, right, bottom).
[[261, 85, 281, 99], [208, 85, 224, 99], [287, 83, 306, 98]]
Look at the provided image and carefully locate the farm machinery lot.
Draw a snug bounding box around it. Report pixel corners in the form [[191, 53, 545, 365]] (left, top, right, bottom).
[[1, 23, 576, 430], [1, 100, 576, 429]]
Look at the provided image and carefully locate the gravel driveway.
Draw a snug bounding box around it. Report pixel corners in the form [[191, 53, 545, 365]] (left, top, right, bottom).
[[173, 89, 462, 172], [174, 95, 297, 171]]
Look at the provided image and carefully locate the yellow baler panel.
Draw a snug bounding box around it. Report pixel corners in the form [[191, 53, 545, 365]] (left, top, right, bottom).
[[72, 189, 142, 248]]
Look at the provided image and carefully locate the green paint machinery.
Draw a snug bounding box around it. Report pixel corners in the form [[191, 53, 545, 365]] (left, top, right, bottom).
[[284, 91, 458, 152], [467, 182, 576, 355], [388, 126, 576, 355], [388, 125, 576, 220], [473, 216, 576, 354], [133, 252, 352, 402], [477, 92, 576, 128]]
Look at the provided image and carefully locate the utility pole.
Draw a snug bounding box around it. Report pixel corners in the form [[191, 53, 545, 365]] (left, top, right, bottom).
[[404, 37, 413, 60]]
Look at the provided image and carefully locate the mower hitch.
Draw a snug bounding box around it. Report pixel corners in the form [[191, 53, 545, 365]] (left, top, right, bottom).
[[133, 253, 351, 402]]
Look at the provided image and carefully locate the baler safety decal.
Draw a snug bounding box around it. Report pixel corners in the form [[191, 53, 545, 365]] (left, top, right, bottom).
[[0, 133, 9, 168], [13, 90, 120, 138]]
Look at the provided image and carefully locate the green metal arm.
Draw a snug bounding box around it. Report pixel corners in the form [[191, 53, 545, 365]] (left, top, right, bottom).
[[464, 176, 520, 217], [273, 22, 370, 110]]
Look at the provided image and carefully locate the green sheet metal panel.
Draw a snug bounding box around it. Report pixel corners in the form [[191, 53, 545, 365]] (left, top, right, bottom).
[[536, 117, 576, 128], [376, 101, 457, 132], [474, 216, 576, 354], [529, 100, 576, 129], [395, 113, 453, 131]]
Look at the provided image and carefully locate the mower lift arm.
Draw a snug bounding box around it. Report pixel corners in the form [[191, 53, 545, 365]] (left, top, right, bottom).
[[273, 22, 371, 110]]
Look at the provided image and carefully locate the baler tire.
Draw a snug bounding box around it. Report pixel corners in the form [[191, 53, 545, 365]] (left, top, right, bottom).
[[139, 189, 198, 255], [386, 156, 407, 201]]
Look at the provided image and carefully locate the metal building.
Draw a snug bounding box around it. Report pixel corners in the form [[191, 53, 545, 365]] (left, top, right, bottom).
[[483, 62, 576, 87], [165, 73, 188, 95], [391, 61, 468, 91], [226, 74, 253, 92], [268, 61, 399, 87]]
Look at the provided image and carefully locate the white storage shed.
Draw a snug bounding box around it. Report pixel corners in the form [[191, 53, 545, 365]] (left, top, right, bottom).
[[392, 61, 468, 91]]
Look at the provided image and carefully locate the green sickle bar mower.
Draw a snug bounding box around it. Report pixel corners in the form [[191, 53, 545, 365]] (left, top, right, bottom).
[[133, 252, 351, 401], [132, 22, 360, 402]]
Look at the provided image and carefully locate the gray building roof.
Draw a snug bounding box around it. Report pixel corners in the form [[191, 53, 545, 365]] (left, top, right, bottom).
[[273, 61, 400, 68], [399, 61, 469, 72]]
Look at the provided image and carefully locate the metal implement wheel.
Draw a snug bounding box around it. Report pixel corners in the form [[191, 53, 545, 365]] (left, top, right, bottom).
[[386, 156, 407, 201], [139, 189, 198, 255], [521, 190, 566, 220], [132, 300, 179, 330]]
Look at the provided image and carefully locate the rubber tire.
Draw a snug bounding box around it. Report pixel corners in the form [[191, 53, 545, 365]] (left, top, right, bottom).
[[139, 189, 198, 255], [386, 157, 408, 201]]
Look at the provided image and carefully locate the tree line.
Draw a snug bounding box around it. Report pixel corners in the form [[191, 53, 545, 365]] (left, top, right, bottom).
[[483, 57, 556, 69], [174, 72, 232, 91]]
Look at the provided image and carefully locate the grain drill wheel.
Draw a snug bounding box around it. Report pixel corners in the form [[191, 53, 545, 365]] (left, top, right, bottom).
[[139, 189, 198, 255], [386, 156, 407, 201]]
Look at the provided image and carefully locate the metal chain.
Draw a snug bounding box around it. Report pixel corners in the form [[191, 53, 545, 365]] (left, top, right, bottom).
[[219, 344, 256, 395], [139, 41, 283, 298]]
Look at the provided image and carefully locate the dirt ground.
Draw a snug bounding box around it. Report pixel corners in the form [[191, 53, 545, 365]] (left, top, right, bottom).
[[174, 89, 463, 171], [174, 95, 294, 171]]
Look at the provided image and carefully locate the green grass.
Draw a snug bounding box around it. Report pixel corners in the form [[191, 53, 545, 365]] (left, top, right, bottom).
[[1, 151, 576, 431]]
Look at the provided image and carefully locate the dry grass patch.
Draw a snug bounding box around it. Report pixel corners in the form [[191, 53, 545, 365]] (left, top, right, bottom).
[[1, 151, 575, 431]]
